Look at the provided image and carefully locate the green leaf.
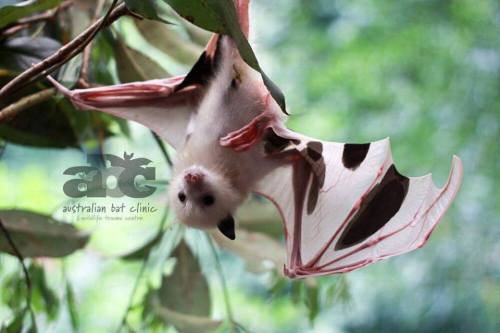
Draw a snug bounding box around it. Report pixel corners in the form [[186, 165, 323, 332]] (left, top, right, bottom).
[[162, 0, 287, 112], [65, 282, 79, 330], [159, 241, 211, 316], [113, 37, 169, 82], [124, 0, 171, 24], [120, 231, 163, 261], [3, 308, 26, 333], [134, 19, 203, 65], [305, 284, 319, 324], [0, 0, 62, 30], [152, 300, 221, 333], [30, 264, 59, 321], [0, 37, 61, 72], [0, 210, 90, 258], [210, 228, 285, 273]]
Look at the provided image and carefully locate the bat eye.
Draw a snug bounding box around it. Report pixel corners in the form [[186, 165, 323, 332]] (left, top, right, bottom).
[[178, 192, 186, 203], [201, 194, 215, 206]]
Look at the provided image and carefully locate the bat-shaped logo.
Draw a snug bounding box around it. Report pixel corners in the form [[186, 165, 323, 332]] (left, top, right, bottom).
[[63, 152, 156, 198]]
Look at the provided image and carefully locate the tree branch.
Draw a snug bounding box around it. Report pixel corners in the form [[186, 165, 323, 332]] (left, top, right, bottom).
[[0, 2, 128, 100], [0, 88, 55, 123]]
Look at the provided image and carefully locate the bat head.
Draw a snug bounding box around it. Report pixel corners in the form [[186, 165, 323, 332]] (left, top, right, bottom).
[[169, 165, 241, 238]]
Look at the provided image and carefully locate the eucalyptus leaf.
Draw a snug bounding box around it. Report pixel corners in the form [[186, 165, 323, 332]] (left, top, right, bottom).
[[162, 0, 286, 112], [210, 228, 285, 273], [0, 0, 62, 29], [0, 93, 80, 148], [135, 19, 202, 65], [0, 37, 61, 72], [66, 282, 79, 330], [120, 231, 163, 261], [152, 300, 221, 333], [0, 210, 89, 258], [124, 0, 171, 24], [113, 37, 169, 82], [158, 241, 211, 316]]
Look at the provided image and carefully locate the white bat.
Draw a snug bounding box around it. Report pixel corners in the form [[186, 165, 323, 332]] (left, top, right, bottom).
[[49, 0, 463, 278]]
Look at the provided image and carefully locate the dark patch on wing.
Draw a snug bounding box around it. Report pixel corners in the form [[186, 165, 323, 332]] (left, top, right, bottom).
[[263, 128, 299, 154], [342, 143, 370, 170], [307, 173, 321, 215], [335, 165, 410, 250], [175, 36, 223, 92], [300, 141, 326, 214], [306, 141, 323, 161]]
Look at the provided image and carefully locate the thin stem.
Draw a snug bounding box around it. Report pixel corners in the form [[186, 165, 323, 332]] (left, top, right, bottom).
[[151, 131, 173, 167], [115, 256, 148, 333], [0, 218, 34, 321], [0, 88, 55, 123], [206, 234, 234, 325], [0, 2, 128, 100], [115, 210, 169, 332]]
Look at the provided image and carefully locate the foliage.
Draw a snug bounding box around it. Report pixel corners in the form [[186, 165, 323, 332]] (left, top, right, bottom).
[[0, 0, 498, 332]]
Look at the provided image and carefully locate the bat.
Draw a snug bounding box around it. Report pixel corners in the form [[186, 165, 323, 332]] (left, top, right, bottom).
[[48, 0, 463, 277]]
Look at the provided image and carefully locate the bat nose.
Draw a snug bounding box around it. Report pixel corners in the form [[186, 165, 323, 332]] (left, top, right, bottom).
[[184, 172, 204, 186]]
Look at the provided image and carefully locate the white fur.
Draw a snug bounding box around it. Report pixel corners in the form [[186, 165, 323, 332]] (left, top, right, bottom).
[[168, 37, 279, 228]]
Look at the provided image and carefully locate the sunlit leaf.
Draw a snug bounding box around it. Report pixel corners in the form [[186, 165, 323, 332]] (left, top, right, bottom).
[[3, 308, 26, 333], [0, 0, 62, 29], [0, 210, 89, 257]]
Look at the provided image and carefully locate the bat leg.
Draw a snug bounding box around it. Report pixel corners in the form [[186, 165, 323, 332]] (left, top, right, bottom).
[[219, 110, 278, 152]]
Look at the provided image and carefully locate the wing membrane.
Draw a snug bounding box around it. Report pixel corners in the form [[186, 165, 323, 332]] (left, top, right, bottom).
[[255, 137, 462, 278]]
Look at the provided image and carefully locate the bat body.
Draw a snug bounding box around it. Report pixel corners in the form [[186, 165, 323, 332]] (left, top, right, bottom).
[[168, 36, 281, 234], [49, 0, 463, 277]]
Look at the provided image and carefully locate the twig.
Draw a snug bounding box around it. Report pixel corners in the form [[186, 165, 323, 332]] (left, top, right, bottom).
[[0, 2, 128, 100], [0, 88, 55, 123], [78, 0, 106, 88], [151, 131, 173, 167], [0, 218, 34, 317], [206, 234, 235, 330]]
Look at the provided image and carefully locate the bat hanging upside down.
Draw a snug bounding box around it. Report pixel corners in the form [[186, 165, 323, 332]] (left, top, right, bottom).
[[49, 0, 463, 277]]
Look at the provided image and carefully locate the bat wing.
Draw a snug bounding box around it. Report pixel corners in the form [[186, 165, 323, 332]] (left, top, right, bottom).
[[49, 75, 198, 150], [254, 133, 463, 278], [48, 30, 225, 150]]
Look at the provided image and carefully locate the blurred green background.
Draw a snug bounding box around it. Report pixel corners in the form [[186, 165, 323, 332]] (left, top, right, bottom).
[[0, 0, 499, 332]]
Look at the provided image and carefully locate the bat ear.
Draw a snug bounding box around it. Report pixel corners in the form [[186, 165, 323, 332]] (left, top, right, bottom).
[[217, 215, 236, 240]]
